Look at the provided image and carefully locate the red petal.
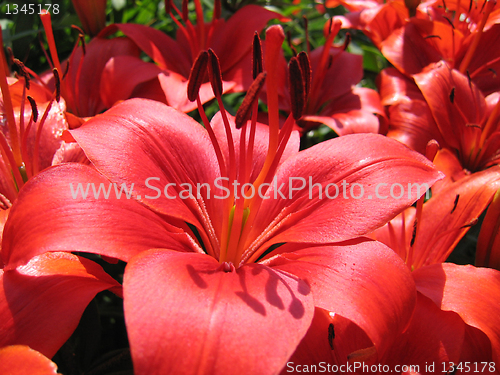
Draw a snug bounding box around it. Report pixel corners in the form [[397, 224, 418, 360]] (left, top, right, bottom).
[[412, 165, 500, 268], [210, 5, 284, 74], [414, 263, 500, 362], [2, 163, 197, 269], [113, 24, 188, 73], [100, 55, 162, 109], [378, 68, 424, 105], [0, 252, 120, 358], [381, 292, 464, 366], [0, 345, 60, 375], [72, 0, 106, 37], [381, 20, 462, 75], [264, 239, 416, 355], [157, 72, 236, 112], [65, 35, 141, 116], [477, 188, 500, 269], [124, 250, 314, 375], [70, 98, 222, 235], [386, 99, 444, 155], [310, 47, 363, 103], [303, 88, 384, 136], [251, 133, 443, 247]]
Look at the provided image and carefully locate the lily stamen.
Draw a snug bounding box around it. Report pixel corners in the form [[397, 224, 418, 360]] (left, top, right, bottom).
[[458, 0, 496, 73]]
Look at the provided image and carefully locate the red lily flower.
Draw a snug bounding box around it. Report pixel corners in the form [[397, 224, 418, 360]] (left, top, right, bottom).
[[373, 162, 500, 269], [111, 2, 284, 112], [270, 20, 386, 136], [380, 62, 500, 179], [370, 160, 500, 363], [1, 26, 442, 374], [332, 0, 500, 94], [393, 1, 499, 93], [378, 67, 445, 155], [413, 62, 500, 171], [0, 345, 61, 375], [40, 12, 162, 118]]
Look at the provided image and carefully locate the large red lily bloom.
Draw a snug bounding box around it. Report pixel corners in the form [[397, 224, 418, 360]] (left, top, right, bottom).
[[270, 20, 386, 136], [111, 3, 283, 112], [1, 100, 441, 374], [2, 26, 442, 374]]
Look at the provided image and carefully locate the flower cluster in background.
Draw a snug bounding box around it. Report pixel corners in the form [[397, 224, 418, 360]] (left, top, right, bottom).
[[0, 0, 499, 374]]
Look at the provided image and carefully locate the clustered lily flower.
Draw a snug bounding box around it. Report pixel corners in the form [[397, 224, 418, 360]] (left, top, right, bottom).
[[0, 0, 499, 373]]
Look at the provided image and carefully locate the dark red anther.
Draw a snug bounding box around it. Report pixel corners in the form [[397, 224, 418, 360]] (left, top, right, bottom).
[[410, 219, 417, 247], [343, 32, 351, 51], [53, 68, 61, 102], [288, 57, 305, 120], [187, 50, 209, 101], [13, 59, 30, 89], [235, 72, 266, 129], [27, 96, 38, 123], [182, 0, 188, 22], [252, 32, 263, 79], [449, 87, 455, 103], [165, 0, 171, 14], [297, 51, 311, 99], [451, 194, 460, 214], [207, 48, 223, 98], [328, 323, 335, 350]]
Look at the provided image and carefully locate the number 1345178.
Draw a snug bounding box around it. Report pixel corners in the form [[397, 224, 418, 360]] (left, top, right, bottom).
[[5, 3, 59, 15]]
